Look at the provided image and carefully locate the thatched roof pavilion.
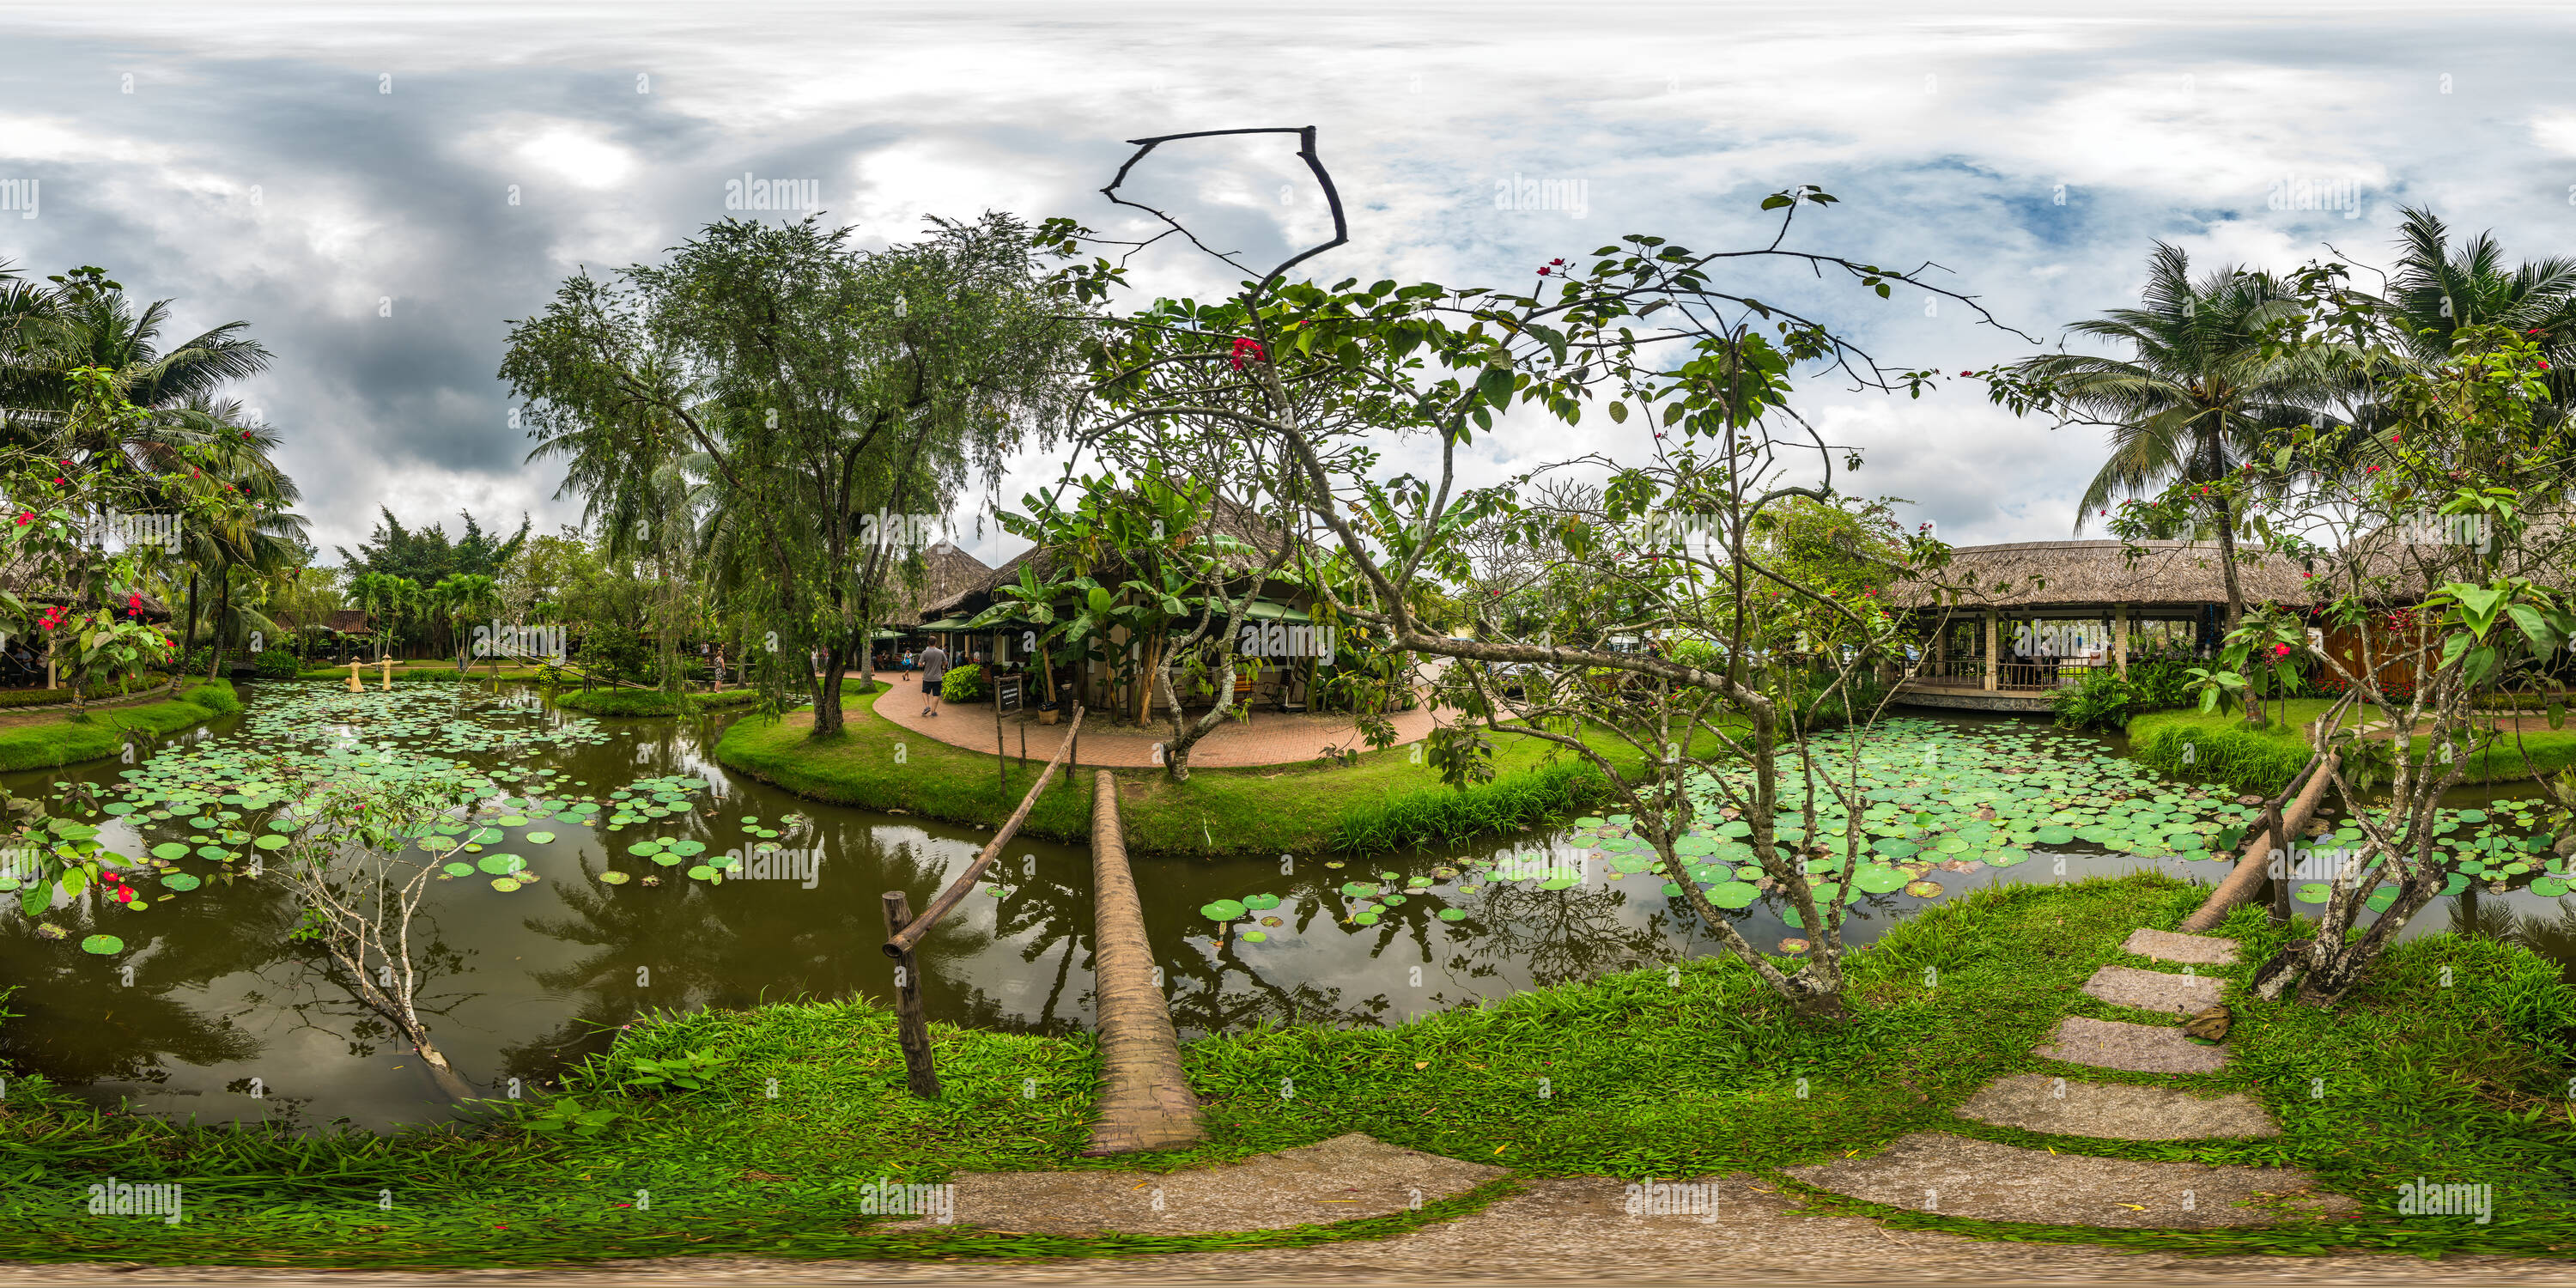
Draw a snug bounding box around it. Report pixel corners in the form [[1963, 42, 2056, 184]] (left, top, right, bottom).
[[1887, 539, 2321, 711]]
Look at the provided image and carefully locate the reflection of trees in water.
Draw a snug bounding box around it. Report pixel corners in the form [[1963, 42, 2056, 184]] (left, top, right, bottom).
[[237, 924, 482, 1078], [2448, 890, 2576, 987], [1446, 879, 1684, 990], [0, 877, 285, 1084]]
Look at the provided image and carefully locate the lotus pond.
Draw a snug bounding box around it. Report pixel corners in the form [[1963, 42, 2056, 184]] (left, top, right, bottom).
[[2, 686, 2568, 1129]]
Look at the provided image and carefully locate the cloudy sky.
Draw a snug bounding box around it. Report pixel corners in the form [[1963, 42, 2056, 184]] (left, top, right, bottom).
[[5, 0, 2573, 567]]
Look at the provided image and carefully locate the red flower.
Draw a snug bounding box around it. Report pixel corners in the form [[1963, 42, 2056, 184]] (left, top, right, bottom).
[[1228, 337, 1266, 371], [2273, 643, 2291, 657], [51, 477, 62, 486], [2541, 361, 2552, 370], [1959, 370, 1971, 377], [1549, 258, 1564, 265], [13, 513, 26, 526], [1536, 267, 1550, 276]]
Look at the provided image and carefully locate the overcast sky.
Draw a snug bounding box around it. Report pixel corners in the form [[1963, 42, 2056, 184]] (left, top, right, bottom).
[[5, 1, 2573, 568]]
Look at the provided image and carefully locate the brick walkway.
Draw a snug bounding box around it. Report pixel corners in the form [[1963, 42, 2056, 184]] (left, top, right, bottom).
[[874, 683, 1461, 769]]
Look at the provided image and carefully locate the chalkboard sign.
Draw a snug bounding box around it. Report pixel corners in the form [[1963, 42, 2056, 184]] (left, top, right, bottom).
[[996, 674, 1024, 714]]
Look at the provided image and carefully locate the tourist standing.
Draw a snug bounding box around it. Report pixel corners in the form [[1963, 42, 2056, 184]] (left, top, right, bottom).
[[919, 641, 948, 717]]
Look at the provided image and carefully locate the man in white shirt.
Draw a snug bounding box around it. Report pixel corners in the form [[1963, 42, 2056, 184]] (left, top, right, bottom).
[[919, 642, 948, 717]]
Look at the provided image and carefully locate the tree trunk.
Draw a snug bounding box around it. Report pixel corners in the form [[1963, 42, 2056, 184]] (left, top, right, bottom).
[[182, 574, 199, 654], [206, 580, 231, 680], [812, 642, 848, 736]]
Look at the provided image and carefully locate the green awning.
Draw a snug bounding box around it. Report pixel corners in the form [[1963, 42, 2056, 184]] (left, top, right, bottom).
[[918, 617, 977, 631], [871, 628, 906, 641], [1233, 598, 1312, 623]]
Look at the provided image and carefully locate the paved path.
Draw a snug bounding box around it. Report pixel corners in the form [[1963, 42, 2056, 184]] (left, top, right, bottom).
[[877, 688, 1465, 769]]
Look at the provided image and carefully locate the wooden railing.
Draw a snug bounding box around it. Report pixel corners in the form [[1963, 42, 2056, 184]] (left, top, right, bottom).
[[1908, 658, 2111, 690]]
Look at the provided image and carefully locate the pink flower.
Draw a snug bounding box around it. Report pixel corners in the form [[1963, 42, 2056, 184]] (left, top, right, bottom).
[[2273, 643, 2291, 657]]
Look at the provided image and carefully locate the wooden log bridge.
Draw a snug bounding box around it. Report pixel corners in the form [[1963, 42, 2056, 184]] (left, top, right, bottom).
[[878, 706, 1085, 1097], [1082, 767, 1206, 1155], [2179, 742, 2339, 934]]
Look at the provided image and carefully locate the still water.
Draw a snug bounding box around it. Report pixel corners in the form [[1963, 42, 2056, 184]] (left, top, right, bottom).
[[0, 683, 2564, 1130]]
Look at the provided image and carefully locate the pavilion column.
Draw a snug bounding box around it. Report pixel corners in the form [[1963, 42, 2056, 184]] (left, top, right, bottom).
[[1982, 611, 1998, 691], [2113, 603, 2129, 676]]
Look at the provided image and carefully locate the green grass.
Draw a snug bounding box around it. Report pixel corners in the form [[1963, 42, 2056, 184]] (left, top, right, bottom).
[[5, 873, 2569, 1265], [714, 684, 1656, 857], [555, 687, 762, 715], [0, 681, 240, 771], [2130, 698, 2576, 793]]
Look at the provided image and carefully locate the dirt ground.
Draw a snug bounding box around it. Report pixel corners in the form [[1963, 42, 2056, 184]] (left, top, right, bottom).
[[3, 1175, 2558, 1288]]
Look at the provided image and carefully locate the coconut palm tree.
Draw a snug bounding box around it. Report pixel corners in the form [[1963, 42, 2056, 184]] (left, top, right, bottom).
[[348, 571, 414, 662], [2017, 243, 2341, 632], [2385, 204, 2576, 370]]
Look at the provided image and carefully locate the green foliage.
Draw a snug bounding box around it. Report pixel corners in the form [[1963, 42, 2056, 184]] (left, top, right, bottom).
[[2129, 721, 2311, 796], [515, 1093, 621, 1138], [939, 663, 986, 703], [1328, 759, 1609, 852], [0, 680, 237, 772], [252, 649, 301, 679], [2050, 650, 2200, 732], [578, 624, 651, 684], [618, 1046, 732, 1095]]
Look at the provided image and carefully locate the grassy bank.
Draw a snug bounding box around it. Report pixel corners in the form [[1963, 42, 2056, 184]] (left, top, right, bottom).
[[3, 874, 2569, 1266], [0, 681, 241, 772], [713, 683, 1643, 856], [555, 687, 762, 716], [2131, 698, 2576, 795]]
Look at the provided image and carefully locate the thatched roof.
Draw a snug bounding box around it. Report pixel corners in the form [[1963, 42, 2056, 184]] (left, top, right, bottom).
[[324, 609, 374, 635], [882, 540, 993, 623], [916, 497, 1291, 624], [1886, 540, 2320, 611]]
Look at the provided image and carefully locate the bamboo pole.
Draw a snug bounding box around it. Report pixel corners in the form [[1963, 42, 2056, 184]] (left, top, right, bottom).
[[883, 705, 1085, 960], [1083, 767, 1205, 1155], [879, 891, 941, 1098]]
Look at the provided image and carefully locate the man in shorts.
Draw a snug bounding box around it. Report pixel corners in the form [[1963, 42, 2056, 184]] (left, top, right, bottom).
[[919, 641, 948, 717]]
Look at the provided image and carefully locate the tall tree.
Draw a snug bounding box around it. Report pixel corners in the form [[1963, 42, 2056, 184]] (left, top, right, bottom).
[[2006, 243, 2338, 637], [503, 212, 1081, 733]]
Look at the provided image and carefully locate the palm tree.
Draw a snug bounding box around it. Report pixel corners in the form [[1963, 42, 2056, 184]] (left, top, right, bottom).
[[2018, 243, 2340, 633], [0, 270, 273, 462], [430, 573, 502, 676], [348, 571, 414, 662], [2386, 204, 2576, 369]]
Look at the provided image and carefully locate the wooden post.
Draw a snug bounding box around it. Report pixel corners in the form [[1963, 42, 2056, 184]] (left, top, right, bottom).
[[2114, 602, 2130, 676], [1982, 611, 1999, 691], [995, 680, 1006, 793], [879, 891, 942, 1099]]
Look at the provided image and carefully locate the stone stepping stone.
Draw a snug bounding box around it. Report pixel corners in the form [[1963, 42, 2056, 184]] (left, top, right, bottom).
[[2036, 1015, 2229, 1074], [1956, 1073, 2278, 1139], [2121, 927, 2240, 966], [2082, 963, 2225, 1016], [1787, 1132, 2353, 1228], [890, 1133, 1505, 1234]]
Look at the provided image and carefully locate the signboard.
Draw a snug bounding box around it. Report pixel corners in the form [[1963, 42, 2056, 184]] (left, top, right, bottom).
[[996, 673, 1024, 714]]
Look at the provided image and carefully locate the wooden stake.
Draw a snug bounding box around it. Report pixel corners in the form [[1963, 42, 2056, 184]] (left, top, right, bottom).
[[880, 891, 941, 1099]]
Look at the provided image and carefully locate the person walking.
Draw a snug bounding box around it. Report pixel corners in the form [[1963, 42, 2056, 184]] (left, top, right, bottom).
[[918, 641, 948, 717]]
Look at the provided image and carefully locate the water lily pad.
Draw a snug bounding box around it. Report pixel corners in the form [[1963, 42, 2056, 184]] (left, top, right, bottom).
[[489, 878, 522, 892], [1240, 930, 1268, 943], [1704, 880, 1759, 909], [526, 831, 556, 843], [477, 855, 526, 875], [1904, 879, 1945, 898], [2532, 877, 2571, 898], [149, 842, 189, 860], [1437, 908, 1467, 921], [254, 835, 288, 850], [1852, 865, 1910, 895], [686, 865, 717, 881], [1352, 910, 1381, 926], [1200, 898, 1248, 922], [2294, 883, 2331, 904], [2364, 885, 2399, 912], [82, 934, 124, 955], [1242, 892, 1282, 910]]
